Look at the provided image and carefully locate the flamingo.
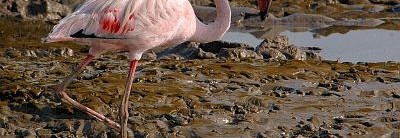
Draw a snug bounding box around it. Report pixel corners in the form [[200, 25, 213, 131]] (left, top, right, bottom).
[[43, 0, 271, 137]]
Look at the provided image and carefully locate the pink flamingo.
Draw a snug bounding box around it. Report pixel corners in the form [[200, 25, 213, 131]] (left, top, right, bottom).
[[43, 0, 271, 137]]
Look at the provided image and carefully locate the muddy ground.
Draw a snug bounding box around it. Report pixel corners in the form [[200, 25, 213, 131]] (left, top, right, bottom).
[[1, 0, 400, 138]]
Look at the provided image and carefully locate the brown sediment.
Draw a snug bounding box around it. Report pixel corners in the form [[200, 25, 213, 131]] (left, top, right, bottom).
[[1, 48, 400, 137], [1, 1, 400, 137]]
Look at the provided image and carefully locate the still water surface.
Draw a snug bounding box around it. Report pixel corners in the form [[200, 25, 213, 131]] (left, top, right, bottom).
[[222, 29, 400, 63]]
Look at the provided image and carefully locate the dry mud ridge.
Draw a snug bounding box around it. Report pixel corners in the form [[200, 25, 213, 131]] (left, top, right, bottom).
[[0, 0, 400, 138]]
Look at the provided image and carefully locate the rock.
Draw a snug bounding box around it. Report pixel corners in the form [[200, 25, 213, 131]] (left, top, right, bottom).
[[0, 128, 6, 136], [1, 0, 72, 20], [256, 35, 289, 60], [217, 47, 263, 60], [359, 90, 377, 97], [44, 122, 71, 133], [15, 129, 33, 138], [366, 4, 385, 13], [280, 45, 307, 60], [267, 103, 281, 112], [4, 47, 22, 58], [141, 51, 157, 61], [157, 41, 262, 60], [24, 50, 38, 57], [257, 48, 287, 60], [45, 0, 73, 20], [393, 4, 400, 12], [199, 41, 253, 54], [338, 0, 371, 4], [53, 47, 74, 57], [0, 117, 8, 128], [318, 82, 350, 92], [22, 114, 33, 121], [35, 49, 52, 57], [157, 42, 216, 60], [381, 131, 400, 138], [300, 47, 322, 60], [35, 129, 52, 138], [256, 35, 289, 49], [369, 0, 400, 4], [60, 0, 84, 10], [256, 35, 317, 60], [256, 132, 268, 138], [307, 116, 322, 130]]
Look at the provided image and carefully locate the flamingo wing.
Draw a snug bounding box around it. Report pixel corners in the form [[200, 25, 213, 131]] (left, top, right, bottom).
[[44, 0, 142, 42]]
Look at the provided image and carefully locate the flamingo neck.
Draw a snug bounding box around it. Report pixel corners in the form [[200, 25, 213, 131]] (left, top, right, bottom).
[[190, 0, 231, 43]]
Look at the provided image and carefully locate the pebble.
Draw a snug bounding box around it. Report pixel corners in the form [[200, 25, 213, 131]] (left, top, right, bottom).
[[36, 129, 52, 138], [24, 50, 37, 57], [367, 5, 385, 13], [4, 47, 22, 58], [0, 128, 6, 136], [393, 4, 400, 13], [15, 129, 32, 138], [55, 48, 74, 57]]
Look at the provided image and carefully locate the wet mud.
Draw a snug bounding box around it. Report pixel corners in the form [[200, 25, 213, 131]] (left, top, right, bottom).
[[1, 46, 400, 137], [1, 0, 400, 138]]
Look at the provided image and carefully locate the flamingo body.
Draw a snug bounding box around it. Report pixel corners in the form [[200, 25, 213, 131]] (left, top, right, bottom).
[[45, 0, 199, 60]]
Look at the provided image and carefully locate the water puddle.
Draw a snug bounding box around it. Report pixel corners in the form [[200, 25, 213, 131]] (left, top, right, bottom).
[[222, 31, 264, 47], [222, 29, 400, 63]]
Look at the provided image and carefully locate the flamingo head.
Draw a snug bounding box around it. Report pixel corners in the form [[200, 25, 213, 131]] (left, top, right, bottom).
[[257, 0, 272, 21]]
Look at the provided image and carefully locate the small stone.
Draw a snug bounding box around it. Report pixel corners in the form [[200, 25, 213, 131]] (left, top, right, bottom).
[[307, 116, 321, 127], [302, 124, 317, 131], [393, 4, 400, 13], [382, 131, 400, 138], [141, 51, 157, 61], [359, 90, 376, 97], [256, 35, 289, 49], [256, 132, 268, 138], [35, 49, 52, 57], [155, 120, 169, 130], [36, 129, 52, 138], [0, 116, 8, 128], [281, 45, 307, 60], [15, 129, 32, 138], [65, 48, 74, 56], [361, 121, 373, 127], [54, 48, 74, 57], [0, 128, 6, 136], [257, 48, 286, 60], [24, 50, 38, 57], [22, 114, 33, 121], [366, 5, 385, 13], [217, 47, 263, 60], [157, 42, 205, 59], [4, 47, 22, 58], [199, 41, 252, 53]]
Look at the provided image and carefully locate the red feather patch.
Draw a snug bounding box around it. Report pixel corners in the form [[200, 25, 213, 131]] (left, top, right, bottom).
[[99, 9, 135, 34]]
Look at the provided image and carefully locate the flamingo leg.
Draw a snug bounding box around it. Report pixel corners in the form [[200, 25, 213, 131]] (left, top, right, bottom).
[[120, 60, 138, 138], [55, 55, 121, 131], [266, 0, 272, 13]]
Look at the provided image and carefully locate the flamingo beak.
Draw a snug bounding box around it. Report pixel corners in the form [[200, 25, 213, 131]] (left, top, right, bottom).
[[258, 0, 272, 21]]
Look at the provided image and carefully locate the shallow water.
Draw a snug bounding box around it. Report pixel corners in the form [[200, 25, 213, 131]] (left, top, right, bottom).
[[222, 31, 264, 47], [223, 29, 400, 62]]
